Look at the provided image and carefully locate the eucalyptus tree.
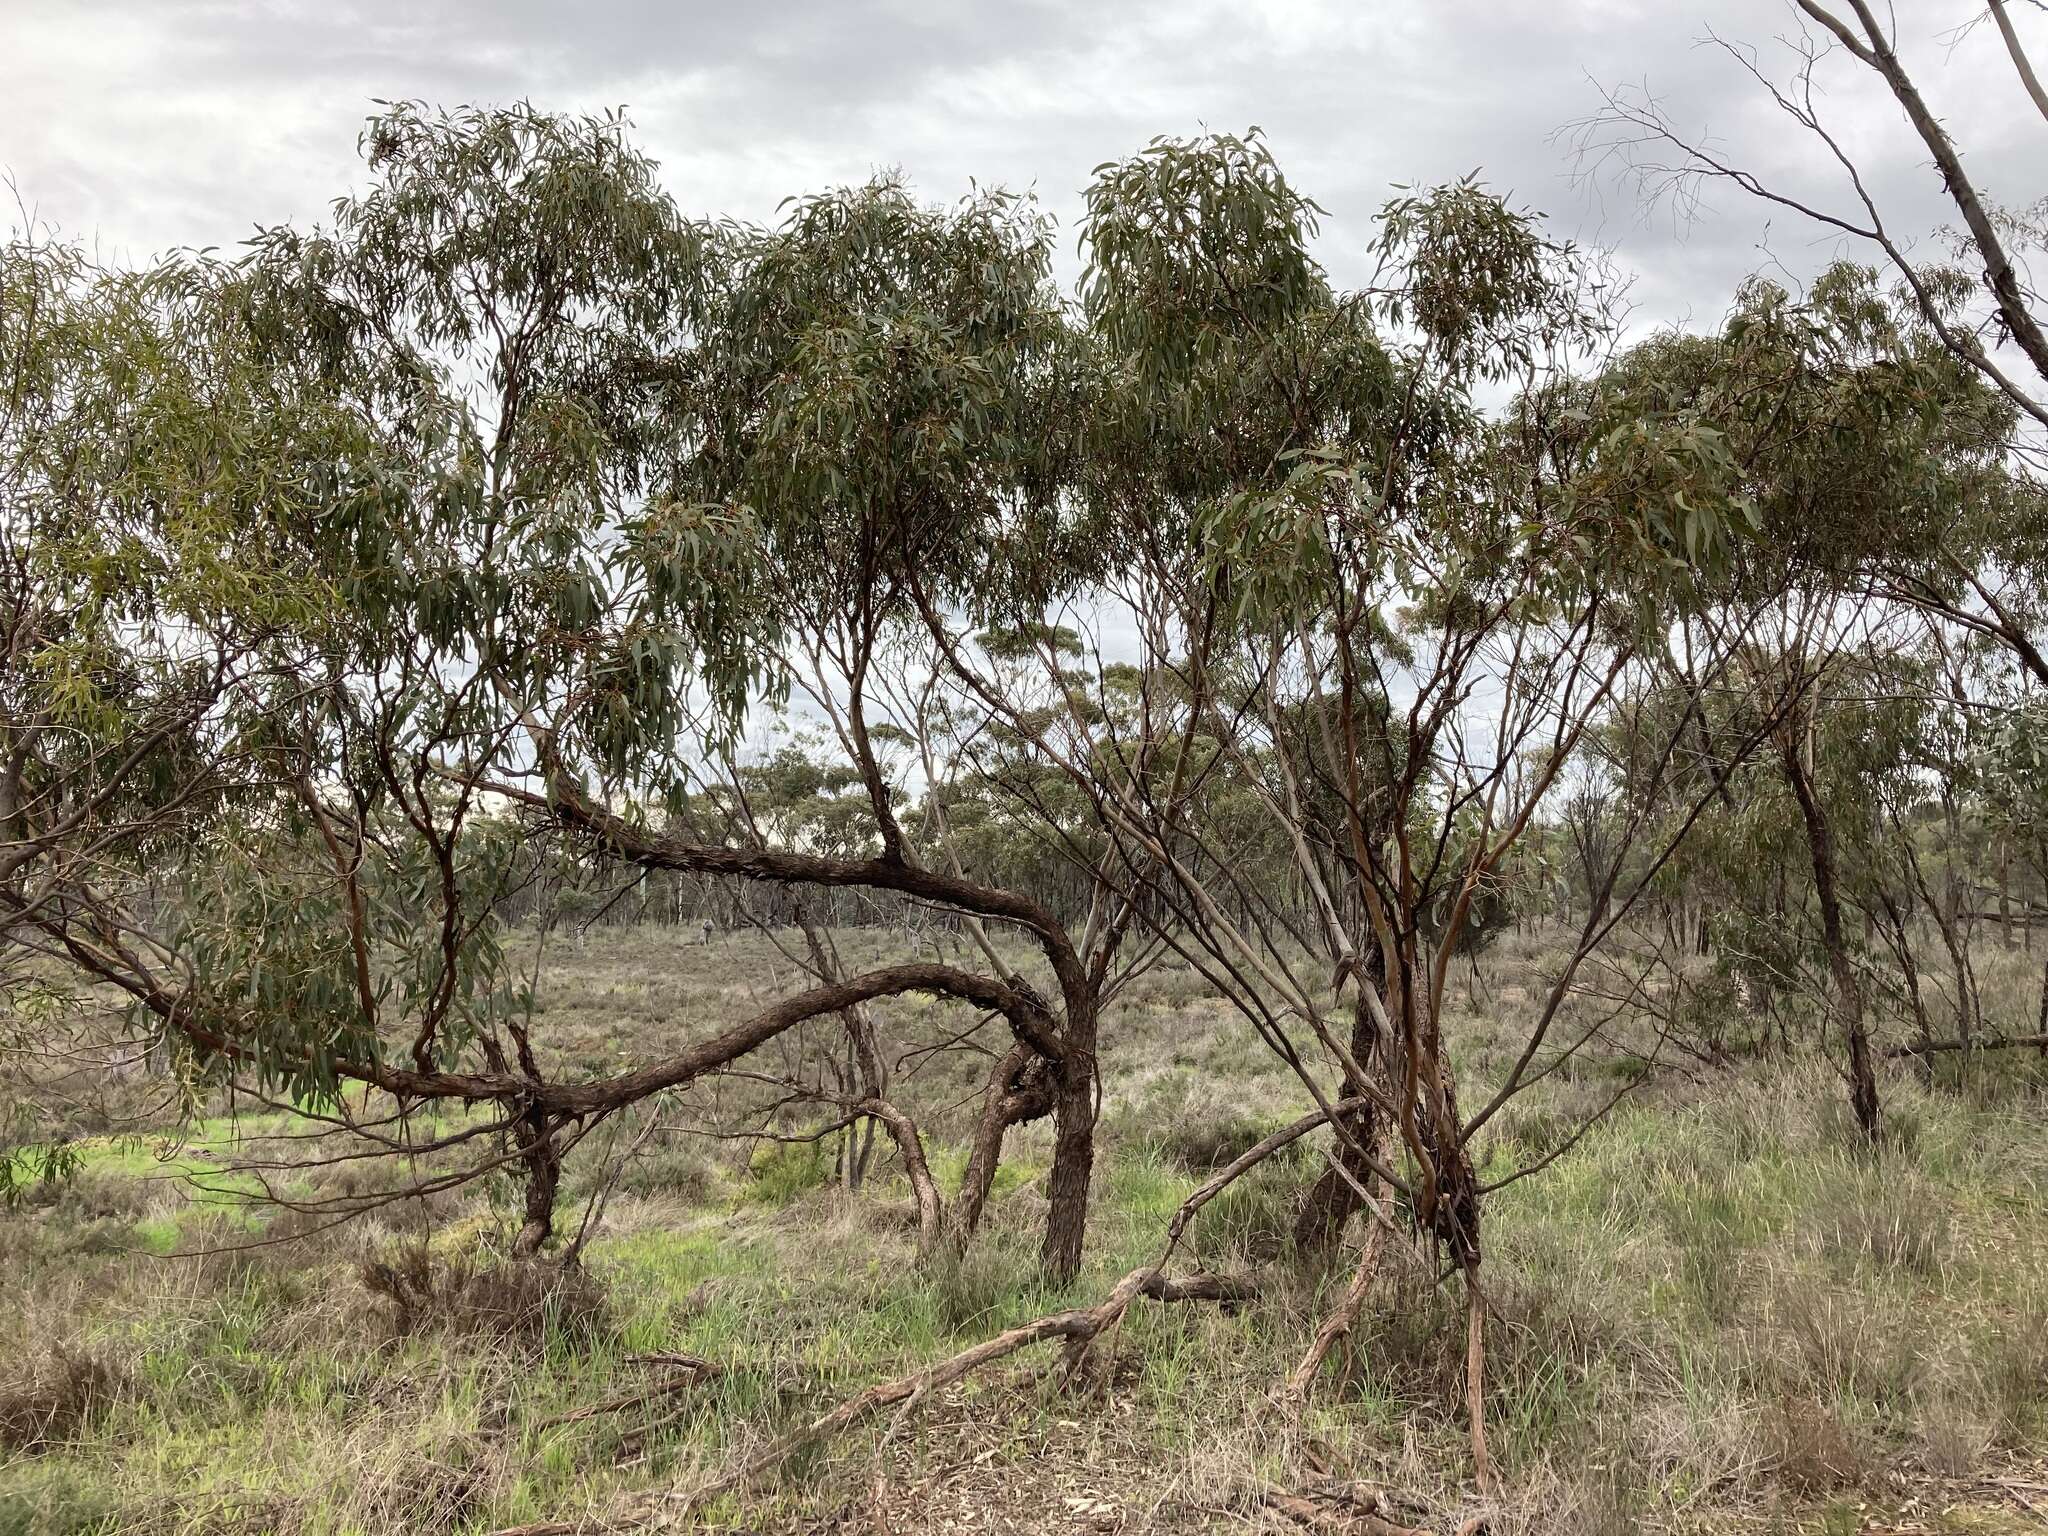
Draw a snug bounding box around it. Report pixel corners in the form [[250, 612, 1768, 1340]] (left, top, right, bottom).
[[1585, 1, 2048, 439], [8, 107, 1097, 1261], [1616, 634, 1952, 1061], [2, 105, 1246, 1282], [0, 104, 799, 1250], [1585, 262, 2022, 1137], [1583, 4, 2048, 704], [896, 130, 1785, 1482], [0, 227, 380, 1194], [501, 170, 1168, 1282]]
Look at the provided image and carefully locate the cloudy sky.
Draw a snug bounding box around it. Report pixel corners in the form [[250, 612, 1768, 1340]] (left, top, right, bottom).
[[3, 0, 2040, 335]]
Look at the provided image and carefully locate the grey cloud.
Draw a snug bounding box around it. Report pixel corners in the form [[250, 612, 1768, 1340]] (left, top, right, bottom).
[[2, 0, 2040, 334]]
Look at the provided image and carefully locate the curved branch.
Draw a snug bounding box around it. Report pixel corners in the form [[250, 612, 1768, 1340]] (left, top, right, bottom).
[[490, 771, 1091, 1013], [13, 892, 1064, 1118], [1798, 0, 2048, 394]]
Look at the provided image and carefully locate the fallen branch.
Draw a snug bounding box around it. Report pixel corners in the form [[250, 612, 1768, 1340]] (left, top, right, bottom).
[[489, 1099, 1350, 1534], [1260, 1482, 1432, 1536], [530, 1355, 719, 1433], [1886, 1033, 2048, 1058], [647, 1106, 1345, 1519], [657, 1264, 1256, 1519]]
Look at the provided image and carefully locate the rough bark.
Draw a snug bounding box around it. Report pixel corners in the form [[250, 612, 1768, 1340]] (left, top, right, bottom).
[[858, 1098, 944, 1253], [1041, 998, 1099, 1284], [955, 1044, 1054, 1241], [510, 1106, 563, 1258]]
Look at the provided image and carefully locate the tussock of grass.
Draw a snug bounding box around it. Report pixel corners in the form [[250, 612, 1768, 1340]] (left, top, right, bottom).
[[0, 1346, 126, 1455], [358, 1244, 611, 1347]]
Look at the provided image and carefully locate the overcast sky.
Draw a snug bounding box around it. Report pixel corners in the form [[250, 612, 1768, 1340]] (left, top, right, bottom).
[[3, 0, 2040, 337]]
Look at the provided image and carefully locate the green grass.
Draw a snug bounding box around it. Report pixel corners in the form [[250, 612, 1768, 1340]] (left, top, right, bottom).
[[2, 924, 2046, 1534]]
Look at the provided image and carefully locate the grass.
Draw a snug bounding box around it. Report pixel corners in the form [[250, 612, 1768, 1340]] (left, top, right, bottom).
[[1, 922, 2045, 1533]]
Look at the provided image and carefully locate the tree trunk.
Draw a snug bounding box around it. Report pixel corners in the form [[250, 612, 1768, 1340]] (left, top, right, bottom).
[[1877, 890, 1935, 1084], [1293, 963, 1385, 1261], [956, 1044, 1054, 1241], [2000, 842, 2016, 949], [1042, 1000, 1099, 1285], [2038, 954, 2048, 1059], [1413, 1005, 1490, 1490], [511, 1106, 563, 1258], [861, 1098, 943, 1253], [1783, 742, 1881, 1142], [1908, 841, 1978, 1046]]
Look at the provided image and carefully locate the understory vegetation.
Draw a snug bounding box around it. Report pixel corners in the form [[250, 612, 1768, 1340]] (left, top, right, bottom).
[[2, 928, 2046, 1534]]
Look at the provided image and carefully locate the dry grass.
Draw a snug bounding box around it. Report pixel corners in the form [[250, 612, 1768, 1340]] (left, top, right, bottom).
[[0, 1347, 126, 1456], [0, 921, 2045, 1533], [357, 1244, 611, 1347]]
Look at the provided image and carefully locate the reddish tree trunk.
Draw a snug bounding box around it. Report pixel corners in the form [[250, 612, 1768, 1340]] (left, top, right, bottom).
[[511, 1106, 563, 1258], [956, 1044, 1054, 1240]]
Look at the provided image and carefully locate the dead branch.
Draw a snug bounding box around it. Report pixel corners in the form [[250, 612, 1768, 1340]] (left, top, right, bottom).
[[1886, 1033, 2048, 1057], [652, 1263, 1256, 1522], [1259, 1483, 1432, 1536], [530, 1355, 720, 1433]]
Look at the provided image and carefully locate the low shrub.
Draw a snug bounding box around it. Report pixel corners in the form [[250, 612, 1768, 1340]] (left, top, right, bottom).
[[0, 1344, 126, 1453], [743, 1136, 830, 1206], [357, 1244, 610, 1348]]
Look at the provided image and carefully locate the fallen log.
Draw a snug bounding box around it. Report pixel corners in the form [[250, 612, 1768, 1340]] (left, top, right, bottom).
[[1886, 1033, 2048, 1058]]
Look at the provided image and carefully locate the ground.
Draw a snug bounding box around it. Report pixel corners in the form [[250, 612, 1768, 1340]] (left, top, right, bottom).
[[2, 923, 2045, 1534]]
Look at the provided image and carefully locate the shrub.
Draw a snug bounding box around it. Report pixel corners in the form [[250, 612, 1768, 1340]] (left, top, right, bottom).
[[1138, 1070, 1285, 1174], [743, 1136, 830, 1206], [610, 1137, 715, 1204], [1762, 1396, 1866, 1493], [0, 1344, 126, 1453], [357, 1244, 609, 1348]]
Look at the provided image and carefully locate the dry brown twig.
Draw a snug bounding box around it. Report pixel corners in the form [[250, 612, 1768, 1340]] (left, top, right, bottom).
[[529, 1354, 719, 1434], [479, 1104, 1365, 1536]]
